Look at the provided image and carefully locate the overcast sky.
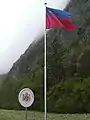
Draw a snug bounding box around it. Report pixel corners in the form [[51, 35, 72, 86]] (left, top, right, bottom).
[[0, 0, 70, 74]]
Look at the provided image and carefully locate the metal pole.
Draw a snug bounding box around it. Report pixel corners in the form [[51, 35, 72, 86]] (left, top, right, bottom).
[[25, 107, 27, 120], [44, 3, 47, 120]]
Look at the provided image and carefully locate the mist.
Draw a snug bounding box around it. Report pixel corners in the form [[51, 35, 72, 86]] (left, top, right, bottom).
[[0, 0, 70, 74]]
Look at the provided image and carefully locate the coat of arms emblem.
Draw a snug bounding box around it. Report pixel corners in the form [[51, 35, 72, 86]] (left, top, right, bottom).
[[18, 88, 34, 107], [22, 92, 31, 102]]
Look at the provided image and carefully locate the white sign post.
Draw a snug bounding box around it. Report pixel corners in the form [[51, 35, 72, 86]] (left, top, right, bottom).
[[18, 88, 34, 120]]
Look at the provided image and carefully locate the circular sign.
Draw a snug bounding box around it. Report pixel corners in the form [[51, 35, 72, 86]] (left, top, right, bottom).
[[18, 88, 34, 108]]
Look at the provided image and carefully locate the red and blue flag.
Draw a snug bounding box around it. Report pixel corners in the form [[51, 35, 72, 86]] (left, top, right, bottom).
[[46, 7, 75, 31]]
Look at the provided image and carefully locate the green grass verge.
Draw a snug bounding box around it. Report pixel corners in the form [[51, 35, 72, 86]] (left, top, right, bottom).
[[0, 110, 43, 120], [0, 110, 90, 120]]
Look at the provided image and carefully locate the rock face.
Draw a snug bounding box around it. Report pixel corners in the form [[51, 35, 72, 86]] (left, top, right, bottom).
[[8, 39, 44, 76], [8, 0, 90, 77]]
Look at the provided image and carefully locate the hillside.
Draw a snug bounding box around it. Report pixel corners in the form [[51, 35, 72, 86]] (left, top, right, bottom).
[[8, 38, 44, 76], [0, 0, 90, 113]]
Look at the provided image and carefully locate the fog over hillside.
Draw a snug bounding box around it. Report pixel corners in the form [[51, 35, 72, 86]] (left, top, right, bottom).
[[0, 0, 70, 74]]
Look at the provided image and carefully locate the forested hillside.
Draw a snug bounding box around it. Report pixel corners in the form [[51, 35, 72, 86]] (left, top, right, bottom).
[[0, 0, 90, 113]]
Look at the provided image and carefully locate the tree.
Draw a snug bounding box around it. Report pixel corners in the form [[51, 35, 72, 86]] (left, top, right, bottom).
[[47, 37, 65, 88]]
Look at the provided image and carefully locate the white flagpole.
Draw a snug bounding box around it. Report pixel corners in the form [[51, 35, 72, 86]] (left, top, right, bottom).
[[44, 3, 47, 120]]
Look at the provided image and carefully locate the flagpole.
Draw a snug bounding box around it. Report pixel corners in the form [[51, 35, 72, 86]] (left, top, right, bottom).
[[44, 2, 47, 120]]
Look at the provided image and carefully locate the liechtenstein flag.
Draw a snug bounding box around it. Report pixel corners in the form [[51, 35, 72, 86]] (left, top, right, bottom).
[[46, 7, 75, 31]]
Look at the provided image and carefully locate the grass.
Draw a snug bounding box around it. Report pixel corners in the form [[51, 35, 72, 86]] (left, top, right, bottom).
[[0, 109, 90, 120], [0, 110, 43, 120], [47, 113, 89, 120]]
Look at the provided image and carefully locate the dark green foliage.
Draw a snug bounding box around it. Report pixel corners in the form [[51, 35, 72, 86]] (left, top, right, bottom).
[[78, 46, 90, 77], [0, 70, 44, 111], [47, 37, 65, 88], [47, 78, 90, 113]]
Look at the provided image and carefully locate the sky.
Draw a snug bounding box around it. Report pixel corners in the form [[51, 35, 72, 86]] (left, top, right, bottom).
[[0, 0, 70, 74]]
